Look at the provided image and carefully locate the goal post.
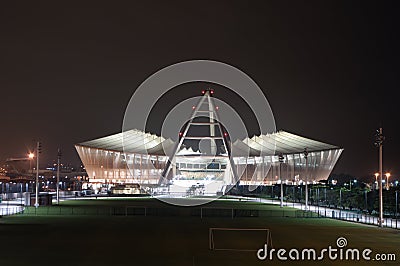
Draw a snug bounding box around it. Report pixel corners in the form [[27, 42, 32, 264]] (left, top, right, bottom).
[[209, 228, 271, 251]]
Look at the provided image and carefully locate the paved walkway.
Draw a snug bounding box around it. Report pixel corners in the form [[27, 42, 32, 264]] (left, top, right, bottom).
[[252, 197, 399, 229]]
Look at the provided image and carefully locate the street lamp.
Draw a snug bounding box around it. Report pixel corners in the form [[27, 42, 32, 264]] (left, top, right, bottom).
[[28, 153, 34, 175], [374, 173, 379, 190], [385, 173, 391, 190], [374, 128, 385, 227]]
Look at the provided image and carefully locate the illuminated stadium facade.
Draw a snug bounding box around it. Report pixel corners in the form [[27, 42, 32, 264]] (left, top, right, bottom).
[[75, 90, 343, 193]]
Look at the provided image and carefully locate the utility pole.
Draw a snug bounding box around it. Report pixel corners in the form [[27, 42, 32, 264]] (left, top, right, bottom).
[[304, 148, 309, 211], [35, 141, 42, 208], [278, 153, 284, 208], [374, 128, 384, 227], [57, 149, 61, 205]]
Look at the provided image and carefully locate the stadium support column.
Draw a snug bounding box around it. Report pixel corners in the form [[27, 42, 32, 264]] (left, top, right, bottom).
[[172, 157, 176, 180], [279, 154, 284, 208], [304, 148, 309, 211], [374, 128, 385, 227], [208, 92, 217, 155]]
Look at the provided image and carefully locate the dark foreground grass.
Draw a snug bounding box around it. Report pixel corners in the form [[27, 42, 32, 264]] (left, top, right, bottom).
[[0, 198, 399, 266]]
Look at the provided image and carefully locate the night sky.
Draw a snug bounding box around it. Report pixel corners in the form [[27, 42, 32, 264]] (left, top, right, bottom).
[[1, 1, 399, 179]]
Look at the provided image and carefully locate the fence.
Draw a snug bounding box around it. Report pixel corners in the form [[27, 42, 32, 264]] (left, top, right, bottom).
[[0, 206, 24, 216], [20, 205, 307, 219], [326, 210, 400, 229], [4, 200, 400, 230]]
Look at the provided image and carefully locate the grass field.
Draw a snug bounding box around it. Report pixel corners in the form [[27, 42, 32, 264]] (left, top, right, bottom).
[[0, 197, 399, 266]]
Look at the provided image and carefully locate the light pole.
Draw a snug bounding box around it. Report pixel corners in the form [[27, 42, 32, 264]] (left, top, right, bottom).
[[271, 184, 274, 200], [364, 189, 368, 212], [374, 128, 384, 227], [20, 183, 23, 206], [278, 153, 284, 208], [304, 148, 309, 211], [395, 190, 398, 229], [57, 149, 61, 205], [292, 186, 295, 207], [300, 186, 303, 209], [385, 173, 391, 190], [34, 141, 41, 208], [28, 153, 34, 195], [317, 187, 320, 215], [324, 187, 327, 216]]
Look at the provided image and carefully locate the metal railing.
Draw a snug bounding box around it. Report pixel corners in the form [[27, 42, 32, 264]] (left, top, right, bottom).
[[0, 206, 24, 216]]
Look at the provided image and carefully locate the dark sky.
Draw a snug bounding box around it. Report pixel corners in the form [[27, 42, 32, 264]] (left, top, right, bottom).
[[1, 1, 399, 179]]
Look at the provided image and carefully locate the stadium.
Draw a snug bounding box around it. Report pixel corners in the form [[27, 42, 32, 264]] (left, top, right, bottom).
[[75, 90, 343, 194]]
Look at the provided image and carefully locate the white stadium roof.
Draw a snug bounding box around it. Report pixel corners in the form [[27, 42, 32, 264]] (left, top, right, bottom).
[[77, 129, 175, 155], [234, 131, 339, 156], [77, 129, 340, 156]]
